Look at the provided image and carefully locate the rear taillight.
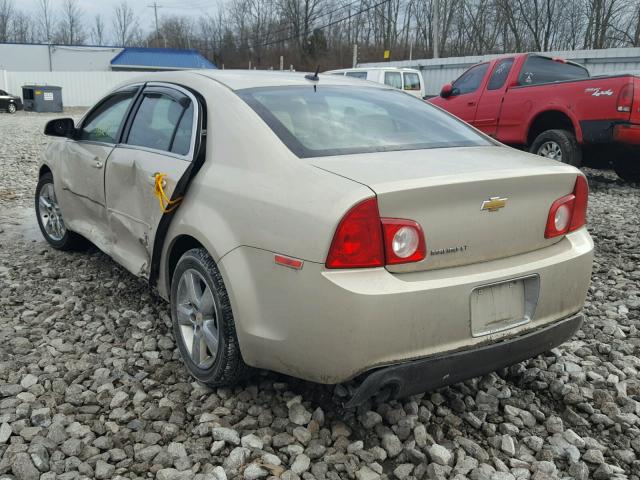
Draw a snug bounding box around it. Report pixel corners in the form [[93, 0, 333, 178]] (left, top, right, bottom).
[[544, 175, 588, 239], [617, 83, 634, 113], [569, 174, 588, 232], [326, 198, 426, 269], [325, 198, 385, 268], [381, 219, 426, 265]]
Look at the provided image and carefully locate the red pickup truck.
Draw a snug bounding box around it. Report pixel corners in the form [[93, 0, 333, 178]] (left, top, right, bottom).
[[430, 53, 640, 182]]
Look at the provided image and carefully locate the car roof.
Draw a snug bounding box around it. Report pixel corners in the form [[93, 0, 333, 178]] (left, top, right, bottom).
[[325, 67, 421, 73], [138, 69, 396, 91]]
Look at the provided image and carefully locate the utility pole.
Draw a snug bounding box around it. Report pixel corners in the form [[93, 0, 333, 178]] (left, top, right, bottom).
[[147, 2, 161, 46], [352, 44, 358, 67], [433, 0, 439, 59]]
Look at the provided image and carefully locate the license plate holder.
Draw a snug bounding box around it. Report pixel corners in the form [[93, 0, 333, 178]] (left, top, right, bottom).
[[470, 276, 539, 337]]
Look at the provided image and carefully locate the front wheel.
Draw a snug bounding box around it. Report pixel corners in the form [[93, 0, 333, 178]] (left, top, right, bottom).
[[7, 103, 16, 114], [171, 248, 249, 387], [530, 129, 582, 167], [35, 172, 85, 250]]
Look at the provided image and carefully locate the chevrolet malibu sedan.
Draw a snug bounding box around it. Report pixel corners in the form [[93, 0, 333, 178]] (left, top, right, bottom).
[[36, 71, 593, 406]]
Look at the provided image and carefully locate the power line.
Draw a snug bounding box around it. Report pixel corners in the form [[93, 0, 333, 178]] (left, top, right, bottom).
[[233, 0, 368, 52], [241, 0, 392, 52]]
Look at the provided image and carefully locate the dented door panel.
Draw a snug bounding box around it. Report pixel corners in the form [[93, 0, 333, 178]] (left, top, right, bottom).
[[104, 147, 189, 277], [55, 140, 112, 249]]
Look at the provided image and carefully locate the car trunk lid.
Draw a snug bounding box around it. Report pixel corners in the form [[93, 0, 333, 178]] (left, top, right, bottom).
[[309, 146, 580, 272]]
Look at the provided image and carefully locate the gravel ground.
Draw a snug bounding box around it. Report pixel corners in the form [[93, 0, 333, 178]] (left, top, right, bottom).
[[0, 112, 639, 480]]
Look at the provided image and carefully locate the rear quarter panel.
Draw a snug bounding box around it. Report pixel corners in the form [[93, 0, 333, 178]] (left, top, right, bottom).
[[157, 82, 372, 298], [498, 76, 633, 145]]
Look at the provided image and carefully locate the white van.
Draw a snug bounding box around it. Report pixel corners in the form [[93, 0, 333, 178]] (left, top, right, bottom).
[[324, 67, 426, 98]]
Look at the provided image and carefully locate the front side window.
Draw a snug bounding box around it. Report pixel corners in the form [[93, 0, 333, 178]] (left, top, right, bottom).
[[384, 71, 402, 89], [238, 86, 491, 158], [80, 90, 136, 143], [346, 71, 367, 79], [0, 90, 7, 96], [519, 56, 589, 85], [403, 72, 421, 91], [487, 58, 515, 90], [126, 92, 193, 155], [453, 63, 490, 95]]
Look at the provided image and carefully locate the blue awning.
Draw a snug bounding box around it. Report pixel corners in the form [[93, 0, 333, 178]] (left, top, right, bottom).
[[111, 47, 216, 70]]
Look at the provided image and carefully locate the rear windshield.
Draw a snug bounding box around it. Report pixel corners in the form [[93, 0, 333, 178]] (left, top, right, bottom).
[[519, 56, 589, 85], [237, 86, 491, 158]]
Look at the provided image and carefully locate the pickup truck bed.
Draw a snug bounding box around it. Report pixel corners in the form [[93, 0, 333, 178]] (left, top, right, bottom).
[[430, 54, 640, 182]]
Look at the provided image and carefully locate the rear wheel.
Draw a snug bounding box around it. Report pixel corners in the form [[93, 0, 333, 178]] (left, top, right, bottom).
[[7, 103, 16, 114], [530, 129, 582, 167], [35, 172, 85, 250], [170, 248, 249, 387]]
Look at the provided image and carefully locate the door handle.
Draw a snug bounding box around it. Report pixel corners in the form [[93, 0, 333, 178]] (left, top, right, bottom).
[[93, 160, 103, 168], [467, 101, 476, 106]]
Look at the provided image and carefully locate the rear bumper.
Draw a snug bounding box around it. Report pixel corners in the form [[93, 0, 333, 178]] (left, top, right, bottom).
[[220, 229, 593, 384], [613, 123, 640, 145], [345, 312, 583, 407]]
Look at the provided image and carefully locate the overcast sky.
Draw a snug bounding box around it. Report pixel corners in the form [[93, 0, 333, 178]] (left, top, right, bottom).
[[20, 0, 220, 36]]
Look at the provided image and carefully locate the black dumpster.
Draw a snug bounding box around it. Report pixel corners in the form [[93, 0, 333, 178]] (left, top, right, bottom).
[[22, 85, 63, 113]]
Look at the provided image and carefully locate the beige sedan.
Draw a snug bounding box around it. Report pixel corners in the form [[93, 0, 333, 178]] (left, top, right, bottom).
[[36, 71, 593, 406]]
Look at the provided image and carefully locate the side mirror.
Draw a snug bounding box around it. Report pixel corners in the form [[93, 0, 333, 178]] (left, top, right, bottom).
[[440, 83, 454, 98], [44, 118, 76, 138]]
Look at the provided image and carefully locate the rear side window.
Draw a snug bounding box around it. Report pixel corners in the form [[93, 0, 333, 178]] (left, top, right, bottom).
[[519, 56, 589, 85], [0, 90, 6, 95], [126, 92, 193, 155], [238, 86, 491, 158], [487, 58, 514, 90], [346, 71, 367, 79], [384, 71, 402, 89], [403, 72, 421, 91], [171, 102, 194, 155], [453, 63, 490, 95], [80, 90, 136, 143]]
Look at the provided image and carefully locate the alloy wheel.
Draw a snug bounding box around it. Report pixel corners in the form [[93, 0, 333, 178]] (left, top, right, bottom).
[[38, 182, 66, 241], [176, 268, 220, 369], [8, 104, 16, 114], [537, 141, 563, 161]]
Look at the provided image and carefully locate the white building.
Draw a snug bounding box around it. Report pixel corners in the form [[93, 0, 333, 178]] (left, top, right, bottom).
[[0, 42, 216, 106]]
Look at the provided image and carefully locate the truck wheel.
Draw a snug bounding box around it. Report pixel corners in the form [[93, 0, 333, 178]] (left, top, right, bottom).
[[7, 103, 16, 114], [613, 159, 640, 183], [171, 248, 250, 388], [530, 129, 582, 167]]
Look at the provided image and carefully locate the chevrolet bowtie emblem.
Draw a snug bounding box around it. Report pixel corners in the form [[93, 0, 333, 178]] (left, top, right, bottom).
[[481, 196, 508, 212]]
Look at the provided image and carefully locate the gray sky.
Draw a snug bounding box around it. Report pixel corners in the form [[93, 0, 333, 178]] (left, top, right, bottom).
[[20, 0, 220, 41]]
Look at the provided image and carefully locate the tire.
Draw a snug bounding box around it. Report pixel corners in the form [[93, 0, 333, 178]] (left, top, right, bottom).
[[7, 103, 16, 114], [613, 157, 640, 183], [171, 248, 249, 387], [529, 129, 582, 167], [35, 172, 85, 250]]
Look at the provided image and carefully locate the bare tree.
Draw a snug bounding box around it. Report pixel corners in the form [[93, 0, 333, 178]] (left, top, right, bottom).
[[11, 10, 32, 42], [0, 0, 13, 42], [38, 0, 54, 42], [91, 14, 106, 45], [112, 1, 139, 47], [55, 0, 85, 45]]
